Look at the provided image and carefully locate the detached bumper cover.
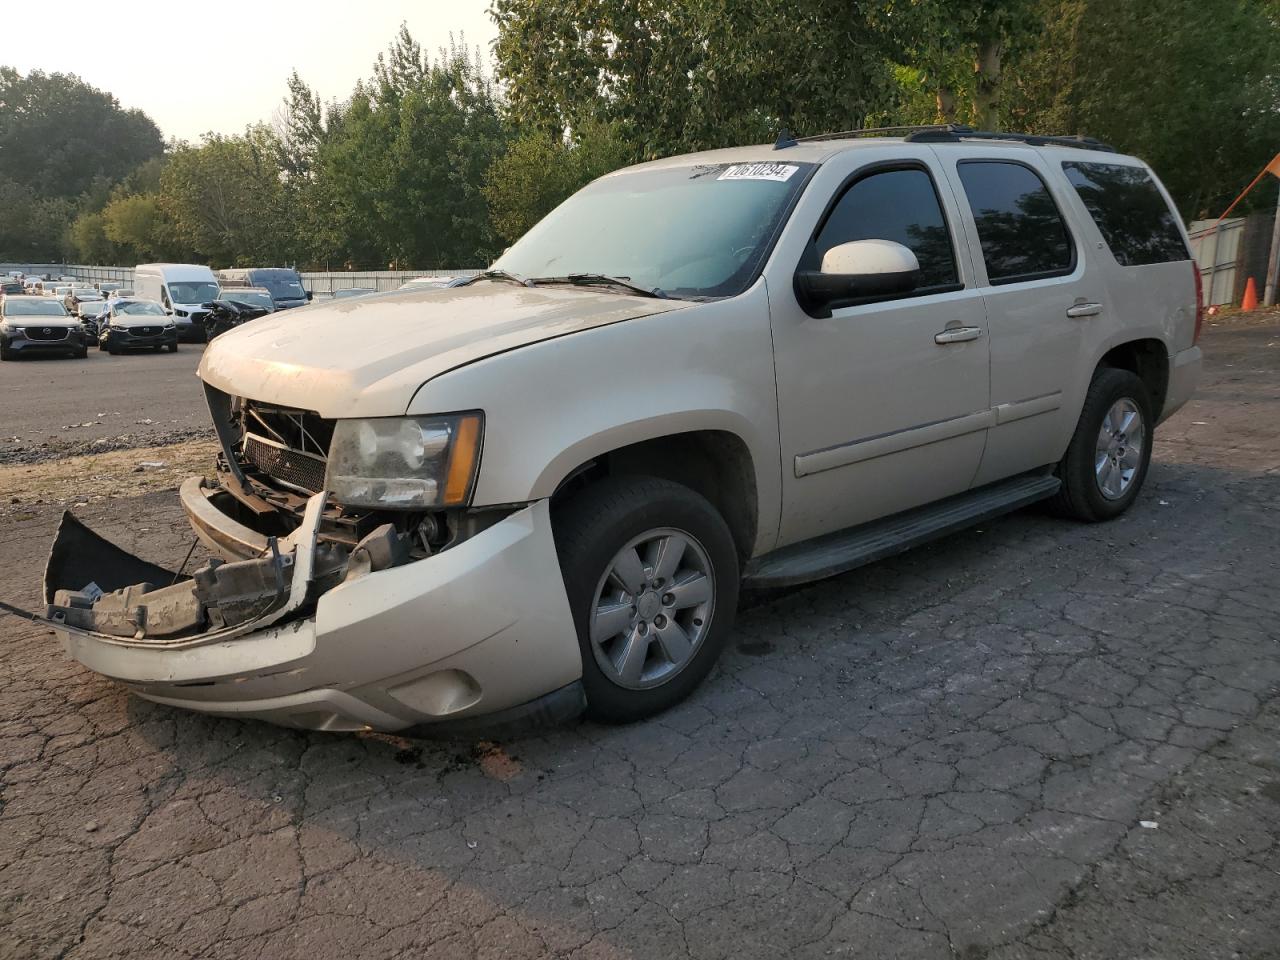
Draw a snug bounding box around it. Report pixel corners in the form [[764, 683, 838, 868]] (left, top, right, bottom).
[[43, 493, 583, 732]]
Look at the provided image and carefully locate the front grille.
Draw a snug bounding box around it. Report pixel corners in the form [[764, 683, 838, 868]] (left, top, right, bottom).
[[26, 326, 69, 341], [242, 401, 334, 457], [129, 326, 161, 337], [243, 435, 328, 493], [239, 400, 334, 493]]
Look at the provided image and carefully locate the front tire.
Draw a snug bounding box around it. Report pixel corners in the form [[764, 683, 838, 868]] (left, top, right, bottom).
[[1050, 367, 1153, 522], [554, 476, 739, 723]]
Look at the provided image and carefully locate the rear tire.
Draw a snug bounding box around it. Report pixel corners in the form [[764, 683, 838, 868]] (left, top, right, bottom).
[[1049, 367, 1153, 522], [553, 476, 739, 723]]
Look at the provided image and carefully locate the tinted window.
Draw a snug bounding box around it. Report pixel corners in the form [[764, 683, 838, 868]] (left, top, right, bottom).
[[805, 168, 959, 290], [958, 161, 1074, 284], [1062, 162, 1189, 266]]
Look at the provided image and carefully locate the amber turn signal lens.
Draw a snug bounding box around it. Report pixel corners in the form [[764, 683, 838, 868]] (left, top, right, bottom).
[[443, 414, 483, 505]]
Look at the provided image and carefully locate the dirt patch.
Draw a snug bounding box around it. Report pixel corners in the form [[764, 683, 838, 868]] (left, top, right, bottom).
[[0, 439, 218, 516]]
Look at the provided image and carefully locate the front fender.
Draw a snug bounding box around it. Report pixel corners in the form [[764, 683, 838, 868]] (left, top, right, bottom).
[[407, 285, 783, 556]]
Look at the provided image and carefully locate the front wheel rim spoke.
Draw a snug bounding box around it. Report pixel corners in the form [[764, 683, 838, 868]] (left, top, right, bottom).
[[592, 601, 633, 644], [654, 620, 693, 664], [651, 534, 687, 584], [609, 547, 647, 594], [667, 571, 710, 610], [616, 628, 649, 683]]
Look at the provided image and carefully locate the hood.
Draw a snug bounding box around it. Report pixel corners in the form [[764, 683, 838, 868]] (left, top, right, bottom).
[[198, 282, 691, 417]]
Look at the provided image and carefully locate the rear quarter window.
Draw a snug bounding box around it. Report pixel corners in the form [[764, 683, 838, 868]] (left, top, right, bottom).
[[1062, 161, 1190, 266]]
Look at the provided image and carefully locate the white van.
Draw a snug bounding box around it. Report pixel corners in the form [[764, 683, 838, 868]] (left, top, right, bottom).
[[132, 264, 220, 342]]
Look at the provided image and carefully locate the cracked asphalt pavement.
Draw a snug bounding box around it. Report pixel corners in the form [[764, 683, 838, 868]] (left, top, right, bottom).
[[2, 316, 1278, 959]]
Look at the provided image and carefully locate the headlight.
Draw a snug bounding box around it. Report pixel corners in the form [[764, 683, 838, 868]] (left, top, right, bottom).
[[325, 412, 483, 509], [7, 326, 23, 335]]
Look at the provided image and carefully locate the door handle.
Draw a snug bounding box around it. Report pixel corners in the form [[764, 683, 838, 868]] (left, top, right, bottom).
[[1066, 302, 1102, 319], [934, 326, 983, 344]]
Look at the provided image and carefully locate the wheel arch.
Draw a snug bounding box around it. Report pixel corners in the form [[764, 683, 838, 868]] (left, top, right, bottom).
[[545, 424, 762, 566], [1095, 337, 1170, 420]]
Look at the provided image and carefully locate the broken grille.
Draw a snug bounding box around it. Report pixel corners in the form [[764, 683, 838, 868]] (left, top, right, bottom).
[[239, 400, 335, 494], [242, 435, 328, 493]]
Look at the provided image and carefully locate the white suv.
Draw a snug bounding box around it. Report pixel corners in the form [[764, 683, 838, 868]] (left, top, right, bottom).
[[45, 126, 1202, 733]]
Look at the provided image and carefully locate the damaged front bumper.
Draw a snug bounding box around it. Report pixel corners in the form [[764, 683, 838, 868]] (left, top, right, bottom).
[[43, 487, 584, 733]]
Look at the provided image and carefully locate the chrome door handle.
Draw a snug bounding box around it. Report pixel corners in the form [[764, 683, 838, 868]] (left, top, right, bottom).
[[1066, 302, 1102, 319], [934, 326, 983, 344]]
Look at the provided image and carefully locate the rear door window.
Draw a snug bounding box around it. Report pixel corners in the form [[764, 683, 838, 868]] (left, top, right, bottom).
[[1062, 161, 1189, 265], [957, 161, 1075, 284], [805, 166, 960, 293]]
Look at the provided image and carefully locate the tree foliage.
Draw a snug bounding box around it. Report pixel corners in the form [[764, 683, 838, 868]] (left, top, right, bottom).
[[1005, 0, 1280, 218], [0, 68, 164, 200], [10, 6, 1280, 268]]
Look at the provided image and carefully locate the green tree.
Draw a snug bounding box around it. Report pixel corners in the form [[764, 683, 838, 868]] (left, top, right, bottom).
[[158, 127, 290, 267], [0, 67, 164, 200], [484, 121, 636, 243], [102, 193, 171, 261], [490, 0, 905, 155], [889, 0, 1043, 127], [1005, 0, 1280, 217], [310, 29, 512, 267]]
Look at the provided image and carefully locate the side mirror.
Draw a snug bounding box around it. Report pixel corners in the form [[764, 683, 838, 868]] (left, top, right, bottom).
[[794, 239, 921, 318]]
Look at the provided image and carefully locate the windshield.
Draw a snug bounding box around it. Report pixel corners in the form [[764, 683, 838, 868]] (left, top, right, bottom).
[[117, 300, 166, 316], [252, 270, 306, 300], [168, 281, 219, 303], [493, 161, 814, 299], [5, 299, 69, 317]]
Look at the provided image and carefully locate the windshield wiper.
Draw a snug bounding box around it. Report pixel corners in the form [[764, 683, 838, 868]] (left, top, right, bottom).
[[463, 269, 533, 287], [529, 274, 668, 299]]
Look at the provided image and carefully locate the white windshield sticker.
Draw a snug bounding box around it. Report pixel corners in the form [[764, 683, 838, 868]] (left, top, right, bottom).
[[717, 162, 799, 183]]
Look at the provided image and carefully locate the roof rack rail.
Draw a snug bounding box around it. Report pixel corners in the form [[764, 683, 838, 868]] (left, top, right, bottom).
[[796, 123, 1116, 153]]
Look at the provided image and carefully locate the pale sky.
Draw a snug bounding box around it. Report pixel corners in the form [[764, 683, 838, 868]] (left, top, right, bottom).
[[0, 0, 498, 142]]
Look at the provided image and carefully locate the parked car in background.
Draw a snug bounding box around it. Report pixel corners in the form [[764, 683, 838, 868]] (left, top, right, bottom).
[[396, 276, 467, 291], [107, 289, 135, 300], [53, 285, 73, 302], [98, 298, 178, 354], [1, 295, 88, 360], [202, 297, 274, 339], [217, 267, 310, 310], [220, 287, 275, 313], [95, 282, 125, 296], [68, 287, 102, 310], [330, 286, 378, 300], [77, 300, 111, 337], [1, 280, 25, 297], [132, 263, 220, 342]]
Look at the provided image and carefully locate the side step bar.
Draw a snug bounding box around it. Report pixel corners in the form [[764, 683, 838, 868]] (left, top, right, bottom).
[[744, 473, 1061, 589]]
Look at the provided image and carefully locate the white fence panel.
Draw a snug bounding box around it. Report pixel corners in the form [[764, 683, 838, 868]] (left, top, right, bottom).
[[1188, 218, 1244, 307]]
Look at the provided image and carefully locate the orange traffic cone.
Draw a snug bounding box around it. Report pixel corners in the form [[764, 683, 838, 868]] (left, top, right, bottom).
[[1242, 276, 1260, 311]]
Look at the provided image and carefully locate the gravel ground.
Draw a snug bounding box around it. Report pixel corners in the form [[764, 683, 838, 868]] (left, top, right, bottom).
[[0, 346, 209, 465], [0, 316, 1277, 959]]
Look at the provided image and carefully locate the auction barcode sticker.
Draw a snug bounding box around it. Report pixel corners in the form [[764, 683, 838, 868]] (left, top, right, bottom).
[[717, 163, 799, 182]]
